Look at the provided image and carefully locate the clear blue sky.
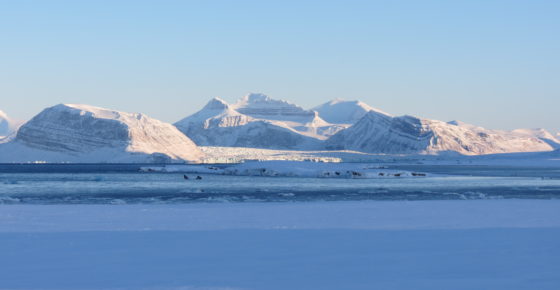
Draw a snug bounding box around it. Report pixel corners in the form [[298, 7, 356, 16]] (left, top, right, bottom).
[[1, 0, 559, 132]]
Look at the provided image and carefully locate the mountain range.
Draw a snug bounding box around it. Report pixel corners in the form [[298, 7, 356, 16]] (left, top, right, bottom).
[[176, 93, 558, 155], [174, 94, 341, 149], [0, 93, 558, 163]]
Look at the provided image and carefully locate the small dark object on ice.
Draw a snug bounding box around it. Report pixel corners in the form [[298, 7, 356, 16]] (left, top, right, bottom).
[[196, 176, 202, 180], [183, 175, 189, 180]]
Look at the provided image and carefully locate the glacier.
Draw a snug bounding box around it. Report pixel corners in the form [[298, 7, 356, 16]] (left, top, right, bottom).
[[0, 104, 204, 163]]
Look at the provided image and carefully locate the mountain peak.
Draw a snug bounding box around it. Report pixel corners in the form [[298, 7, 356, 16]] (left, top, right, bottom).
[[511, 128, 560, 149], [234, 93, 296, 108], [231, 93, 313, 121], [0, 109, 17, 136], [328, 111, 554, 155], [203, 97, 230, 110], [0, 111, 11, 136], [50, 103, 127, 120], [12, 103, 204, 162], [313, 99, 390, 124], [0, 109, 8, 120]]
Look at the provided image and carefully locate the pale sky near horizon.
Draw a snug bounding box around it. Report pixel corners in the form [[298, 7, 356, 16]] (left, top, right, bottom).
[[1, 0, 559, 132]]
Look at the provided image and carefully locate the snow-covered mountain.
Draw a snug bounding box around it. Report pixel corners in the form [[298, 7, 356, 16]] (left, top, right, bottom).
[[175, 94, 343, 149], [313, 99, 390, 124], [326, 111, 555, 155], [0, 109, 18, 137], [511, 128, 560, 149], [231, 93, 315, 121], [3, 96, 553, 160], [0, 104, 204, 163], [176, 94, 557, 155]]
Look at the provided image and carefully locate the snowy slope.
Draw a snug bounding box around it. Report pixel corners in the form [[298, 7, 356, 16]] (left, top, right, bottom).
[[175, 94, 341, 149], [0, 109, 18, 137], [177, 94, 556, 155], [327, 111, 554, 155], [313, 99, 390, 124], [231, 93, 315, 122], [0, 104, 204, 163], [511, 128, 560, 149], [230, 94, 346, 138]]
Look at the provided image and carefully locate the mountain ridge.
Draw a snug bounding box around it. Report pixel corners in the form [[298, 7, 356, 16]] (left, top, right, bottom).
[[176, 93, 558, 155], [2, 95, 558, 160], [326, 111, 555, 155], [174, 93, 342, 149], [0, 104, 204, 163]]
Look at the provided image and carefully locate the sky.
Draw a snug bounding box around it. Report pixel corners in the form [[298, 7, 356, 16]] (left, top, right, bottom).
[[1, 0, 559, 132]]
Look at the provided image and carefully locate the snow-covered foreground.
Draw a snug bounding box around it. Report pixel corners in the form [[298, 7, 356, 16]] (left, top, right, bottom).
[[1, 200, 559, 289]]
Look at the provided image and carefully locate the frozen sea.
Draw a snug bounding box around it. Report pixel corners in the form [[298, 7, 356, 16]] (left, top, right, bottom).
[[1, 163, 560, 290], [1, 164, 560, 204]]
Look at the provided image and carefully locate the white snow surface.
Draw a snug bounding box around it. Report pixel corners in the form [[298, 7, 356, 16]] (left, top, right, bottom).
[[1, 200, 559, 232], [2, 96, 559, 162], [0, 110, 10, 136], [512, 128, 560, 149], [198, 146, 560, 167], [327, 111, 556, 155], [176, 94, 558, 155], [174, 94, 345, 149], [1, 200, 559, 289], [313, 98, 391, 124], [0, 104, 204, 163], [0, 109, 20, 137], [230, 93, 317, 122]]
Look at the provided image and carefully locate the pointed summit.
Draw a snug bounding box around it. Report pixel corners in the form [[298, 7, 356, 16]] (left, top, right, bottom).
[[203, 97, 230, 110], [175, 97, 244, 130]]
